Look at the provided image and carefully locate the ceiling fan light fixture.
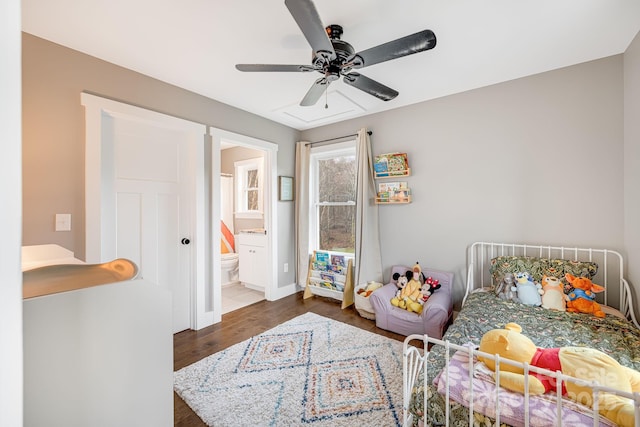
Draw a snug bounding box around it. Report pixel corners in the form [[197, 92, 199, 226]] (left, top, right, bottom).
[[235, 0, 436, 106], [326, 24, 343, 40]]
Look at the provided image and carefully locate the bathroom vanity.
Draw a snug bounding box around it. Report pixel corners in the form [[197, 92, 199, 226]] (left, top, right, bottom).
[[236, 231, 267, 291]]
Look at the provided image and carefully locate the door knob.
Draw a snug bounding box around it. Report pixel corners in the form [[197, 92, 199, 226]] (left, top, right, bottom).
[[181, 238, 191, 245]]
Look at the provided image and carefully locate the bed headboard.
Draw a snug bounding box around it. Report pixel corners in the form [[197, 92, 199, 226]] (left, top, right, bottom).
[[466, 242, 639, 328]]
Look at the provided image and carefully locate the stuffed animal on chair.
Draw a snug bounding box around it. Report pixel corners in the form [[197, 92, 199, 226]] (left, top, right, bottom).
[[390, 262, 423, 313], [479, 323, 640, 427], [424, 276, 441, 295], [565, 273, 605, 317], [415, 276, 441, 314]]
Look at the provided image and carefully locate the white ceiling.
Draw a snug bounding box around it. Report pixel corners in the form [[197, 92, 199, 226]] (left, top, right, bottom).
[[22, 0, 640, 131]]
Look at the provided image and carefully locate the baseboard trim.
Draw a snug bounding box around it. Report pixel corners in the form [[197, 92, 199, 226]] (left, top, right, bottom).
[[267, 283, 298, 301]]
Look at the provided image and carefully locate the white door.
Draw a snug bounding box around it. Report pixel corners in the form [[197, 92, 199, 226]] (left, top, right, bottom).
[[111, 117, 193, 333], [82, 94, 209, 333]]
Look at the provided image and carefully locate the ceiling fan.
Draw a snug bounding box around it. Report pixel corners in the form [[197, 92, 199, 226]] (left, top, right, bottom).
[[235, 0, 436, 107]]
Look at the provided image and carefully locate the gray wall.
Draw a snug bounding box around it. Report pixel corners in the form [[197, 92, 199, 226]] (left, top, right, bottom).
[[22, 30, 640, 307], [22, 33, 299, 289], [302, 55, 627, 305], [624, 31, 640, 310]]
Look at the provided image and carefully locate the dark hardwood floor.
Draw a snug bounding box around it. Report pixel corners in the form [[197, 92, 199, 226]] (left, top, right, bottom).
[[173, 290, 407, 426]]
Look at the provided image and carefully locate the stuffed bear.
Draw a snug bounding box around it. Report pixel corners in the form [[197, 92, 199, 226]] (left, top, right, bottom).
[[540, 274, 567, 311], [478, 323, 640, 427], [390, 262, 424, 313], [565, 273, 605, 317], [511, 271, 543, 306]]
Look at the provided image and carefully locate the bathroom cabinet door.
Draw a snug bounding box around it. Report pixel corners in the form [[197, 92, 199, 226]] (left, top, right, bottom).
[[237, 234, 266, 290]]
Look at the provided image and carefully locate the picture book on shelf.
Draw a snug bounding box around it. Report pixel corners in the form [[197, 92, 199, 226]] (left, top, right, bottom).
[[312, 262, 327, 271], [315, 251, 329, 263], [378, 181, 408, 193], [373, 156, 389, 177], [330, 254, 346, 267], [328, 264, 346, 274], [309, 271, 345, 292], [320, 272, 335, 284], [377, 181, 410, 202], [375, 152, 409, 176]]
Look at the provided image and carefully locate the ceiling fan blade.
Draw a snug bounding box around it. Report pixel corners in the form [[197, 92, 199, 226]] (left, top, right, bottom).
[[285, 0, 335, 60], [300, 77, 329, 106], [343, 72, 398, 101], [348, 29, 436, 69], [235, 64, 316, 72]]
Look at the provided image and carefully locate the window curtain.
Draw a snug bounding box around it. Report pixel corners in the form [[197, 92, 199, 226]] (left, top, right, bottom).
[[354, 128, 383, 286], [295, 141, 311, 286], [295, 130, 382, 288]]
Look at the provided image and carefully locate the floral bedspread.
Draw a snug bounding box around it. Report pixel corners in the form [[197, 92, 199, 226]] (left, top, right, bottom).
[[408, 290, 640, 426]]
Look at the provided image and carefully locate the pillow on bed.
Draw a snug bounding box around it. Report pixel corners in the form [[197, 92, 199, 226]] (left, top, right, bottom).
[[490, 256, 549, 287], [490, 256, 598, 295]]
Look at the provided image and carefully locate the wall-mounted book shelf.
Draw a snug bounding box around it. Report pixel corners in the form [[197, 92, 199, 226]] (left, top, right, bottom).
[[374, 152, 412, 203], [303, 251, 354, 309], [375, 195, 412, 204], [375, 168, 411, 179], [375, 180, 412, 204], [374, 152, 409, 177]]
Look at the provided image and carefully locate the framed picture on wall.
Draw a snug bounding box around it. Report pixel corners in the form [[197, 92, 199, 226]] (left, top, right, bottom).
[[279, 176, 294, 201]]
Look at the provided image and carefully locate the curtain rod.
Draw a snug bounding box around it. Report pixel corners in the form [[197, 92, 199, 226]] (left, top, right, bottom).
[[305, 130, 372, 146]]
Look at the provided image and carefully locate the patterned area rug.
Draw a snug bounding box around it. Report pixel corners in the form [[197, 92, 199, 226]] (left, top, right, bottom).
[[174, 312, 404, 426]]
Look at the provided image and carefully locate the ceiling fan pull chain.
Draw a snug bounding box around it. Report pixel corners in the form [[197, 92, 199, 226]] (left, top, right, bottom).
[[325, 88, 328, 109]]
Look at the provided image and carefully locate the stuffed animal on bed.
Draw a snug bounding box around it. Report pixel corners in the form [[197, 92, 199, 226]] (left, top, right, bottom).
[[478, 323, 640, 427], [565, 273, 606, 318], [495, 272, 517, 301], [540, 274, 567, 311], [390, 262, 424, 313], [511, 272, 543, 306]]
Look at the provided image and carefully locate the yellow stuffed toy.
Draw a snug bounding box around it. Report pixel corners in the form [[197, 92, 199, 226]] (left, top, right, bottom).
[[478, 323, 640, 427], [390, 262, 423, 313]]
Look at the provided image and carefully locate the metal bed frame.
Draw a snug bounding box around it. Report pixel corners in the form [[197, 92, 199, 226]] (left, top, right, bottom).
[[402, 242, 640, 427]]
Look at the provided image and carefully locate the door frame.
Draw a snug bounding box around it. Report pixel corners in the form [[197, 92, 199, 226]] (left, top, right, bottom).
[[209, 127, 278, 324], [81, 92, 210, 330]]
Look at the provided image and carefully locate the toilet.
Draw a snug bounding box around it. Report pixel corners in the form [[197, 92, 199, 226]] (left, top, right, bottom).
[[220, 220, 239, 286], [221, 252, 239, 286]]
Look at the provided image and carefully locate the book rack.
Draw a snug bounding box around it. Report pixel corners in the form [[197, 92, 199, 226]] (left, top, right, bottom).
[[374, 152, 412, 204], [303, 251, 354, 309], [374, 168, 411, 179], [375, 195, 412, 204]]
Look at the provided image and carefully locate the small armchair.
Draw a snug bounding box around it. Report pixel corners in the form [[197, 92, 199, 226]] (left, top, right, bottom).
[[369, 265, 453, 339]]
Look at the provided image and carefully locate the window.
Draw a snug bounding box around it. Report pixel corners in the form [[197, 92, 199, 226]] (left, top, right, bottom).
[[234, 157, 263, 219], [309, 141, 356, 254]]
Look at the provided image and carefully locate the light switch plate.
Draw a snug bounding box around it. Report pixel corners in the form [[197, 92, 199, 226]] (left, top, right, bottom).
[[55, 213, 71, 231]]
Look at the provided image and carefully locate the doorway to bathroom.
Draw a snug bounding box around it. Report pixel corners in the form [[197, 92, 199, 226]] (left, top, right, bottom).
[[210, 128, 277, 321]]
